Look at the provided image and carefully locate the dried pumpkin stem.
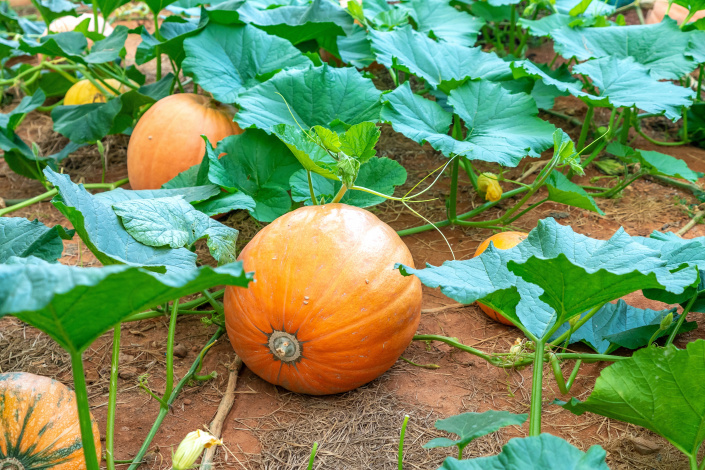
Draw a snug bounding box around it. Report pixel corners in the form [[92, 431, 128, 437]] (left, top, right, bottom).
[[0, 458, 25, 470], [268, 331, 301, 362]]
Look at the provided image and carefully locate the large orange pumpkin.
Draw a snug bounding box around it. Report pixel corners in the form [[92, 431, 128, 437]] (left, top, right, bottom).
[[126, 93, 243, 190], [0, 372, 101, 470], [473, 231, 528, 326], [224, 204, 423, 395]]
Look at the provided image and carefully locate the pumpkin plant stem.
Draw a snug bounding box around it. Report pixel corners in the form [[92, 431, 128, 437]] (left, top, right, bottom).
[[201, 290, 224, 316], [69, 351, 101, 470], [127, 328, 224, 470], [549, 302, 607, 347], [447, 156, 459, 222], [307, 171, 317, 205], [331, 184, 348, 203], [154, 14, 162, 81], [577, 105, 594, 151], [0, 178, 129, 217], [528, 338, 546, 436], [664, 293, 698, 346], [164, 300, 178, 403], [398, 415, 409, 470], [105, 325, 121, 470]]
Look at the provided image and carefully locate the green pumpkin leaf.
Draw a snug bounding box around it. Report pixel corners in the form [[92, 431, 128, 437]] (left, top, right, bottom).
[[94, 185, 221, 205], [272, 124, 338, 179], [210, 0, 353, 48], [0, 256, 251, 353], [31, 0, 77, 24], [551, 19, 698, 80], [337, 25, 376, 69], [370, 25, 511, 94], [84, 25, 128, 64], [144, 0, 179, 14], [208, 130, 302, 222], [439, 434, 609, 469], [550, 299, 694, 353], [554, 0, 615, 15], [398, 218, 699, 339], [0, 218, 74, 263], [194, 191, 257, 217], [545, 170, 604, 214], [92, 0, 131, 20], [519, 13, 575, 38], [135, 16, 206, 66], [113, 196, 239, 265], [559, 341, 705, 462], [339, 121, 380, 163], [636, 149, 704, 182], [182, 23, 310, 103], [235, 65, 382, 131], [400, 0, 484, 46], [289, 156, 406, 207], [381, 81, 555, 166], [19, 31, 87, 62], [424, 411, 527, 454], [44, 168, 198, 273]]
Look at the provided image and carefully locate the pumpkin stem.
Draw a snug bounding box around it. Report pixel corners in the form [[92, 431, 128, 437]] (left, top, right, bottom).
[[0, 458, 25, 470], [268, 331, 302, 363]]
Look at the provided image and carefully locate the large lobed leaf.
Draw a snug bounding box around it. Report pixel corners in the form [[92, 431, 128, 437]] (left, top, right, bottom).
[[400, 0, 484, 46], [235, 65, 382, 132], [399, 218, 700, 339], [0, 218, 74, 263], [381, 81, 555, 166], [182, 23, 311, 103], [559, 341, 705, 461], [424, 411, 527, 453], [45, 168, 198, 273], [0, 256, 252, 353], [439, 433, 609, 469]]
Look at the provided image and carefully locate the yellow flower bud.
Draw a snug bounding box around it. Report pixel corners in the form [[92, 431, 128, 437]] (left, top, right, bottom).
[[172, 430, 223, 470], [477, 173, 503, 202]]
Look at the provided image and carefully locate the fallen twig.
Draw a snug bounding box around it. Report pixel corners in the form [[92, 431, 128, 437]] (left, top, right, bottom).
[[199, 356, 243, 470], [677, 208, 705, 237]]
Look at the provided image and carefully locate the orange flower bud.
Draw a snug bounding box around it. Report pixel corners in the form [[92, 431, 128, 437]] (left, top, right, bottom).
[[477, 173, 503, 202]]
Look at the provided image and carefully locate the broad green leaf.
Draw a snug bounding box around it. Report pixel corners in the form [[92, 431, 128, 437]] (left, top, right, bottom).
[[93, 185, 221, 205], [559, 341, 705, 461], [0, 256, 251, 353], [50, 79, 172, 143], [552, 129, 583, 175], [513, 57, 694, 121], [84, 25, 128, 64], [194, 191, 257, 217], [554, 0, 615, 15], [545, 170, 604, 214], [31, 0, 77, 24], [235, 65, 382, 131], [339, 122, 380, 163], [636, 149, 704, 182], [290, 156, 407, 207], [2, 138, 84, 180], [209, 130, 302, 221], [272, 124, 337, 178], [511, 61, 581, 111], [381, 81, 555, 166], [439, 434, 609, 469], [0, 218, 74, 263], [369, 26, 511, 94], [469, 2, 512, 23], [673, 0, 705, 16], [551, 19, 698, 80], [424, 411, 527, 454], [113, 196, 239, 265], [519, 13, 574, 37], [337, 25, 376, 69], [550, 299, 694, 353], [0, 90, 45, 130], [211, 0, 353, 47], [399, 218, 699, 339], [135, 16, 206, 66], [19, 31, 87, 62], [312, 125, 342, 153], [400, 0, 484, 46], [182, 23, 310, 103], [37, 71, 75, 98], [44, 168, 198, 273]]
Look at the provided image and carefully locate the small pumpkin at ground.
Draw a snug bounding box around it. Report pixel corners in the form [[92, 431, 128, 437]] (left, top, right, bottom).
[[64, 78, 125, 105], [473, 231, 528, 326], [224, 204, 423, 395], [0, 372, 101, 470], [126, 93, 243, 190]]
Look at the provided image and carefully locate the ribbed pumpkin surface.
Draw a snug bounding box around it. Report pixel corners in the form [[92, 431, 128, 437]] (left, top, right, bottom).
[[0, 372, 101, 470], [126, 93, 243, 190], [224, 204, 422, 395], [473, 231, 528, 325]]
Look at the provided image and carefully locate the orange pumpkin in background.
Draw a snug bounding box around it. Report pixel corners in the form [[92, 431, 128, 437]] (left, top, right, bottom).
[[473, 231, 529, 326], [126, 93, 243, 190], [0, 372, 101, 470], [224, 204, 423, 395]]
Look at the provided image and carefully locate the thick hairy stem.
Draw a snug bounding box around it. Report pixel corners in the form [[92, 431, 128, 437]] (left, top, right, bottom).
[[164, 300, 178, 403], [105, 326, 121, 470], [528, 339, 546, 436], [331, 184, 348, 203], [70, 351, 100, 470], [665, 293, 699, 346]]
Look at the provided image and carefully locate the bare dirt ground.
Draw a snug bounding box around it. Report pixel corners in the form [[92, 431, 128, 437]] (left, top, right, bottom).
[[1, 6, 705, 470]]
